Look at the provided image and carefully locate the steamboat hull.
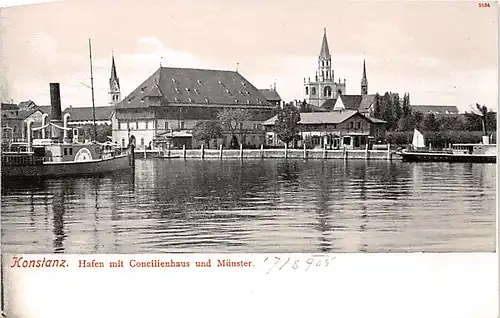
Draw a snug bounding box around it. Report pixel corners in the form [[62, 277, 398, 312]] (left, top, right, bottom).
[[1, 153, 134, 179], [400, 151, 496, 163]]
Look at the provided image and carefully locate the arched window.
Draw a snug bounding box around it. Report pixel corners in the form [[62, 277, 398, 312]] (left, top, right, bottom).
[[311, 87, 316, 95], [323, 86, 332, 97], [305, 87, 309, 95]]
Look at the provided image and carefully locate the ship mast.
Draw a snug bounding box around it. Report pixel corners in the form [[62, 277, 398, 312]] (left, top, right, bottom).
[[88, 38, 97, 141]]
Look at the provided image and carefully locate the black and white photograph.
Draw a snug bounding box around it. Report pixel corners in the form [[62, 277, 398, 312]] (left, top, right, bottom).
[[0, 0, 497, 256]]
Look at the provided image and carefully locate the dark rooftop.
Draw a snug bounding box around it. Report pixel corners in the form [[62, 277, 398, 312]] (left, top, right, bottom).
[[117, 67, 273, 109]]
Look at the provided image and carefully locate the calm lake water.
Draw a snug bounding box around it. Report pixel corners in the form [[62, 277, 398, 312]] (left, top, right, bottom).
[[1, 159, 496, 253]]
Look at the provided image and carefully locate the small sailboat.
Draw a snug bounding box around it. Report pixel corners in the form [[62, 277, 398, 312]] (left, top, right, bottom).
[[411, 128, 425, 149]]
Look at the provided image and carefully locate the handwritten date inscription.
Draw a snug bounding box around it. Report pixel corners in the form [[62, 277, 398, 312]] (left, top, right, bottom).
[[264, 255, 336, 274], [478, 2, 491, 7]]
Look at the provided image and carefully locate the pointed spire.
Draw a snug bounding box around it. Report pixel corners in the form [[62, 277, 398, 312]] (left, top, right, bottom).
[[361, 58, 368, 95], [109, 51, 120, 90], [319, 27, 330, 58], [362, 59, 367, 80]]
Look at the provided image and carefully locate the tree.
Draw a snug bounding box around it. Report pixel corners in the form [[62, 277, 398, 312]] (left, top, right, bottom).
[[422, 113, 439, 131], [412, 111, 424, 130], [396, 115, 414, 132], [437, 115, 464, 131], [192, 120, 223, 148], [401, 93, 411, 117], [300, 99, 312, 113], [372, 94, 382, 118], [464, 104, 496, 135], [274, 103, 301, 148], [217, 108, 251, 148]]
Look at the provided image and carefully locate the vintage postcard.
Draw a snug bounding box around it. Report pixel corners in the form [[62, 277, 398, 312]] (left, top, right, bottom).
[[0, 0, 497, 317]]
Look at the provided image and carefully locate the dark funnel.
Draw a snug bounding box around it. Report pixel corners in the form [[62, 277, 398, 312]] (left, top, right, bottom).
[[50, 83, 62, 121]]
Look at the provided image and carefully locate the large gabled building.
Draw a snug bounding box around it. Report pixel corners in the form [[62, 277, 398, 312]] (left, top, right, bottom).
[[112, 67, 276, 149]]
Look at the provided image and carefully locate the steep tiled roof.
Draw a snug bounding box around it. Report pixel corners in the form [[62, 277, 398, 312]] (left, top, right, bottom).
[[63, 106, 114, 122], [35, 106, 52, 117], [358, 95, 376, 112], [18, 100, 37, 109], [333, 94, 376, 113], [411, 105, 459, 114], [338, 95, 363, 110], [259, 89, 281, 102], [366, 116, 386, 124], [117, 67, 273, 109], [300, 110, 358, 124], [1, 103, 18, 111], [321, 98, 337, 110]]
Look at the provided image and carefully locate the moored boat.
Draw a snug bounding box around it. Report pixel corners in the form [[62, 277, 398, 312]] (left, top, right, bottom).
[[1, 83, 135, 179], [398, 129, 496, 163], [2, 40, 136, 179]]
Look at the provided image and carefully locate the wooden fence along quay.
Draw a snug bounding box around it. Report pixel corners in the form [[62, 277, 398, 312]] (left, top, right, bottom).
[[135, 143, 398, 161]]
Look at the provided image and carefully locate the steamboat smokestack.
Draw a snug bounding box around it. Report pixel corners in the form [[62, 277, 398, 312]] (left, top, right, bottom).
[[50, 83, 62, 121], [49, 83, 63, 140]]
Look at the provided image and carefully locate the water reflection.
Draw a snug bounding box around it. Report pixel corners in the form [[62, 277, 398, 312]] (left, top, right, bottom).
[[1, 160, 496, 253]]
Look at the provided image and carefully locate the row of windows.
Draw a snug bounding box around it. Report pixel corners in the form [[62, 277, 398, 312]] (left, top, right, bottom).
[[129, 96, 262, 105], [119, 121, 261, 131], [302, 122, 363, 131], [350, 122, 362, 129], [63, 148, 74, 156], [305, 86, 338, 97]]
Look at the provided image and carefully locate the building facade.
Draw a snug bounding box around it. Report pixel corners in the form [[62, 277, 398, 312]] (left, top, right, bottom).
[[112, 67, 276, 150], [304, 28, 346, 107], [262, 110, 386, 149]]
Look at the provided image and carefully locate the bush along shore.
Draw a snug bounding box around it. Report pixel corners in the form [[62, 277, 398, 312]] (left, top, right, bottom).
[[135, 144, 397, 161]]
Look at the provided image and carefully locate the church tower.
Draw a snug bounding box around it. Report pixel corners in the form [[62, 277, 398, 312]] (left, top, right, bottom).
[[361, 59, 368, 95], [304, 28, 346, 107], [109, 52, 121, 105], [318, 28, 333, 82]]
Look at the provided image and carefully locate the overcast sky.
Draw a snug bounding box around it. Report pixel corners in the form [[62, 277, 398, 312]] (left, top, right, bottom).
[[0, 0, 498, 112]]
